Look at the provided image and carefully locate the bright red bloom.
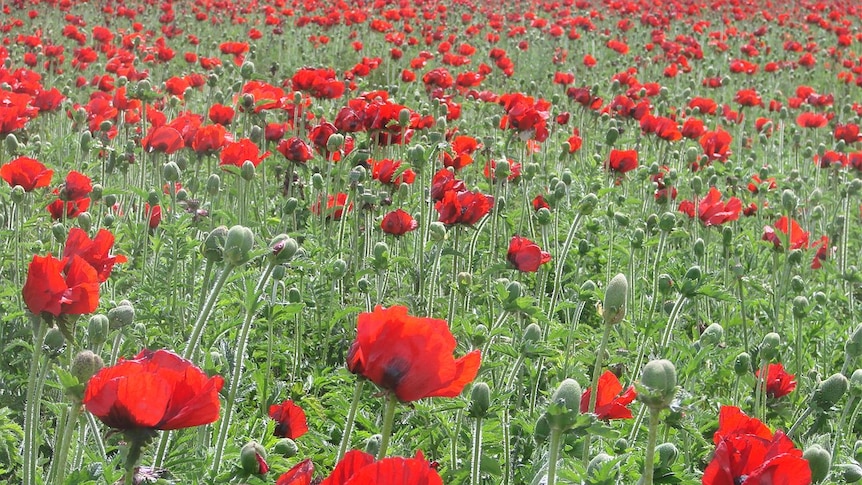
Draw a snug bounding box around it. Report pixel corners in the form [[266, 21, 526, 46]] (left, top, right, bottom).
[[607, 149, 638, 174], [220, 138, 270, 168], [681, 118, 706, 139], [430, 169, 465, 202], [145, 203, 162, 229], [688, 97, 717, 115], [47, 197, 91, 220], [191, 124, 229, 155], [22, 254, 99, 317], [532, 195, 550, 211], [796, 112, 828, 129], [308, 122, 338, 157], [320, 449, 376, 485], [734, 89, 762, 107], [63, 228, 126, 282], [811, 235, 829, 270], [762, 216, 809, 250], [835, 124, 861, 144], [338, 451, 443, 485], [83, 349, 224, 430], [1, 156, 53, 191], [276, 459, 314, 485], [435, 189, 493, 226], [699, 128, 733, 162], [381, 209, 418, 236], [678, 187, 742, 226], [277, 137, 313, 164], [312, 193, 352, 221], [702, 406, 810, 485], [371, 158, 415, 186], [208, 103, 235, 125], [142, 126, 183, 154], [346, 305, 481, 402], [60, 170, 92, 200], [269, 400, 308, 439], [579, 370, 637, 420], [755, 363, 796, 399], [507, 236, 551, 272]]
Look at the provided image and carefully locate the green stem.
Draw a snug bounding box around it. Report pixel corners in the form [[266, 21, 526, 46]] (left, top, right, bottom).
[[23, 318, 47, 485], [546, 213, 583, 320], [787, 406, 814, 439], [755, 359, 769, 420], [658, 294, 688, 352], [471, 417, 483, 485], [583, 321, 613, 465], [336, 379, 366, 462], [211, 260, 277, 474], [50, 402, 82, 485], [643, 407, 661, 485], [546, 427, 563, 485], [377, 393, 399, 460], [737, 276, 749, 350], [834, 394, 856, 463]]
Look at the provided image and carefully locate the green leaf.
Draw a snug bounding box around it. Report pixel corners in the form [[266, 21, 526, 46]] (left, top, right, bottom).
[[480, 454, 503, 476]]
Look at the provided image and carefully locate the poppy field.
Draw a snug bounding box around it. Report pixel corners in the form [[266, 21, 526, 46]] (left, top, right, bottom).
[[3, 0, 862, 483]]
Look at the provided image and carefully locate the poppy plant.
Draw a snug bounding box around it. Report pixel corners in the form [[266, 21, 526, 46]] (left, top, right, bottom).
[[381, 209, 418, 236], [346, 305, 481, 402], [435, 189, 493, 226], [606, 149, 638, 174], [579, 370, 637, 420], [507, 236, 551, 272], [702, 406, 810, 485], [755, 363, 796, 399], [83, 349, 224, 431], [269, 400, 309, 440], [0, 156, 53, 191], [677, 187, 742, 226]]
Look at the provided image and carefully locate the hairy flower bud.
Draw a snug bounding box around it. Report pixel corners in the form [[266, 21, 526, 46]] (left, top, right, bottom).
[[469, 382, 491, 419], [224, 225, 254, 266], [602, 273, 628, 325]]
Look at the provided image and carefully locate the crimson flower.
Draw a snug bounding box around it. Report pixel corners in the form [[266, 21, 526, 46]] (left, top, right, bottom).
[[47, 197, 90, 220], [755, 363, 796, 399], [333, 450, 442, 485], [22, 254, 100, 317], [371, 158, 415, 186], [191, 124, 230, 155], [811, 235, 829, 270], [145, 203, 162, 229], [762, 216, 809, 250], [507, 236, 551, 272], [269, 400, 308, 439], [681, 118, 706, 139], [734, 89, 762, 107], [699, 128, 733, 162], [0, 156, 53, 191], [59, 170, 92, 200], [320, 449, 376, 485], [435, 189, 493, 226], [209, 103, 235, 125], [796, 112, 828, 129], [702, 406, 810, 485], [83, 349, 224, 431], [276, 459, 314, 485], [63, 228, 126, 282], [220, 138, 270, 168], [607, 149, 638, 174], [381, 209, 418, 236], [312, 193, 352, 221], [532, 195, 550, 211], [677, 187, 742, 226], [346, 305, 481, 402], [277, 137, 313, 164], [142, 126, 183, 154], [579, 370, 637, 420]]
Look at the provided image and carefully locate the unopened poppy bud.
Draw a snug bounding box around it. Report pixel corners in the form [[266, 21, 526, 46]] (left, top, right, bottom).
[[602, 273, 628, 325], [506, 280, 523, 302], [364, 434, 381, 456], [846, 325, 862, 358], [781, 189, 798, 212], [202, 226, 228, 262], [457, 272, 472, 290], [326, 133, 344, 153], [734, 352, 751, 376], [71, 350, 104, 384], [108, 302, 135, 329], [4, 133, 18, 153], [680, 266, 702, 297], [469, 382, 491, 418], [77, 212, 92, 232], [790, 275, 805, 293], [578, 193, 598, 215], [760, 332, 781, 361], [240, 441, 268, 475], [524, 163, 539, 180], [224, 225, 255, 266], [534, 414, 551, 445], [269, 234, 298, 263], [658, 212, 675, 232], [658, 274, 674, 294], [788, 249, 803, 265], [586, 453, 615, 483], [240, 160, 256, 181], [494, 159, 511, 181], [803, 444, 831, 483], [10, 185, 25, 204], [849, 179, 862, 196], [429, 221, 446, 241], [88, 315, 109, 348], [856, 441, 862, 463], [812, 373, 848, 410], [849, 370, 862, 398], [79, 130, 92, 152], [281, 197, 297, 214], [471, 324, 488, 347], [240, 93, 255, 110], [331, 259, 348, 279], [689, 176, 703, 195], [630, 228, 645, 249], [73, 107, 87, 124], [357, 277, 371, 293], [44, 327, 65, 353], [535, 208, 552, 226], [552, 181, 566, 201], [655, 442, 679, 468], [348, 165, 366, 184], [206, 174, 221, 196], [613, 212, 629, 227], [693, 238, 705, 258], [700, 323, 723, 347], [273, 438, 298, 458], [311, 173, 324, 191], [162, 161, 181, 182], [546, 378, 582, 431], [578, 238, 591, 255], [270, 265, 285, 281], [372, 242, 389, 261], [523, 323, 542, 348], [239, 61, 255, 79], [646, 213, 658, 230], [249, 125, 263, 143], [147, 190, 159, 207], [814, 291, 827, 305], [606, 127, 619, 145], [685, 147, 699, 165], [792, 296, 809, 318], [639, 359, 677, 409], [837, 463, 862, 483]]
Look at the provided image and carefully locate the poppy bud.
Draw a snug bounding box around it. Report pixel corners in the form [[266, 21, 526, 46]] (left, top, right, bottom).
[[680, 266, 702, 297], [586, 453, 615, 484], [348, 165, 366, 184], [269, 234, 298, 263], [71, 350, 104, 384], [789, 275, 805, 293], [803, 444, 831, 483], [837, 464, 862, 483], [506, 281, 523, 302], [535, 208, 552, 226], [602, 273, 628, 325], [311, 173, 324, 191], [578, 193, 598, 215], [469, 382, 491, 418], [760, 332, 781, 361], [429, 221, 446, 241], [812, 373, 848, 410], [364, 434, 382, 456], [88, 314, 109, 348], [224, 225, 255, 267], [693, 238, 705, 258], [655, 442, 679, 468], [684, 147, 699, 165], [494, 159, 511, 181], [561, 170, 573, 186], [849, 179, 862, 196], [781, 189, 798, 212], [846, 325, 862, 358], [546, 378, 582, 431], [44, 327, 65, 353], [163, 162, 181, 182], [605, 127, 619, 146], [814, 291, 827, 305], [79, 130, 92, 152], [522, 322, 542, 350], [700, 323, 723, 348], [326, 133, 344, 153], [689, 175, 703, 196], [73, 107, 87, 124], [357, 277, 371, 293], [792, 296, 809, 318], [9, 185, 25, 205], [4, 133, 18, 153], [146, 190, 159, 207], [734, 352, 752, 376], [613, 212, 629, 227], [202, 226, 228, 262], [631, 228, 645, 249], [240, 160, 256, 181], [613, 438, 629, 453], [205, 174, 221, 196], [856, 441, 862, 463], [240, 441, 268, 475], [457, 272, 472, 290], [788, 249, 803, 265], [658, 212, 675, 232], [240, 93, 255, 110], [108, 302, 135, 329], [239, 61, 255, 79], [331, 259, 348, 279], [639, 359, 676, 410], [273, 438, 298, 458], [76, 212, 92, 232], [471, 324, 488, 347], [658, 274, 674, 294], [524, 163, 539, 181], [850, 369, 862, 398]]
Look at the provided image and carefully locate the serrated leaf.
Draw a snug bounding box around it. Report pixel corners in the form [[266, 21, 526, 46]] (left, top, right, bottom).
[[480, 454, 503, 476]]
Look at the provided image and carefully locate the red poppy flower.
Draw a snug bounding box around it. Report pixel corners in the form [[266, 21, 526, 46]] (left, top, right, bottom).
[[699, 128, 733, 162], [567, 129, 583, 152], [276, 459, 314, 485], [308, 121, 338, 157], [22, 254, 100, 317], [371, 158, 415, 186], [83, 349, 224, 431], [142, 126, 184, 154], [277, 137, 313, 164], [220, 138, 270, 168], [607, 149, 638, 174], [312, 193, 352, 221], [430, 169, 465, 202], [63, 228, 126, 282], [811, 235, 829, 270], [145, 203, 162, 229], [702, 406, 810, 485], [346, 305, 481, 402], [336, 451, 443, 485], [47, 197, 91, 220], [381, 209, 418, 236], [688, 97, 718, 115], [320, 449, 376, 485], [796, 112, 828, 129], [208, 103, 235, 125], [762, 216, 809, 250], [269, 400, 308, 440], [435, 189, 493, 226], [532, 195, 550, 211], [507, 236, 551, 272], [191, 124, 229, 155], [755, 363, 796, 399], [834, 123, 861, 144], [677, 187, 742, 226], [681, 118, 706, 139], [60, 170, 92, 200], [1, 156, 53, 191], [734, 89, 762, 107], [579, 370, 637, 420]]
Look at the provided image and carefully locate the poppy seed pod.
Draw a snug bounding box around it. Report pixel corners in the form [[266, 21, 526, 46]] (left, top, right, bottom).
[[224, 225, 254, 266], [108, 302, 135, 329], [469, 382, 491, 418], [546, 378, 583, 431], [602, 273, 628, 325], [803, 444, 831, 483], [760, 333, 781, 361], [812, 373, 848, 410]]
